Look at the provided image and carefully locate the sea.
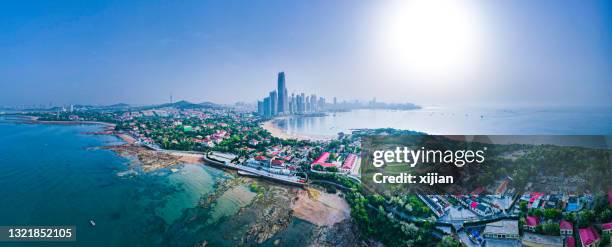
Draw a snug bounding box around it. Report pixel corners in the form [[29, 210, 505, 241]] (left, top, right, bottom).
[[273, 106, 612, 136], [0, 118, 314, 247]]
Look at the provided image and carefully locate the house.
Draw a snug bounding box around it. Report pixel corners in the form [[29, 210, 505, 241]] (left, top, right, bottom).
[[248, 139, 259, 146], [482, 220, 519, 239], [560, 220, 573, 236], [271, 159, 285, 167], [524, 216, 539, 232], [565, 236, 575, 247], [602, 222, 612, 236], [311, 152, 336, 169], [341, 154, 357, 173], [578, 226, 600, 247]]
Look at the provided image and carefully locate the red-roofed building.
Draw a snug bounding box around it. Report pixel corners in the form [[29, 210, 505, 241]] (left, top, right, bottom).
[[312, 152, 330, 165], [578, 226, 600, 247], [495, 180, 509, 195], [255, 155, 267, 161], [271, 159, 285, 167], [312, 152, 337, 169], [560, 220, 573, 236], [566, 236, 575, 247], [341, 154, 357, 173], [470, 201, 478, 209], [471, 187, 485, 196], [524, 216, 539, 232], [529, 192, 544, 208], [603, 222, 612, 235]]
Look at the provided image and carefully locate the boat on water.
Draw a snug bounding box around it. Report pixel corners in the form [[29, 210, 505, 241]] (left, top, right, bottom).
[[89, 220, 96, 227]]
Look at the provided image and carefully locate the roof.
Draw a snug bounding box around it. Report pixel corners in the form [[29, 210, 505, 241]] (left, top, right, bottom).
[[483, 220, 519, 236], [470, 201, 478, 209], [566, 236, 575, 247], [471, 187, 485, 195], [578, 226, 600, 246], [495, 180, 508, 195], [526, 216, 539, 227], [559, 220, 573, 230], [312, 152, 330, 164], [271, 159, 284, 166], [529, 192, 544, 203], [602, 222, 612, 230], [341, 154, 357, 170], [255, 155, 267, 161]]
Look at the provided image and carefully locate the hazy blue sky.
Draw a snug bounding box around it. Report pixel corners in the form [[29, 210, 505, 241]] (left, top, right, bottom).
[[1, 0, 611, 107]]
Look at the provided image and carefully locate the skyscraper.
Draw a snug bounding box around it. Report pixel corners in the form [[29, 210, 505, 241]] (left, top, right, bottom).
[[277, 72, 287, 114], [263, 97, 271, 117], [257, 100, 264, 116], [269, 90, 277, 116]]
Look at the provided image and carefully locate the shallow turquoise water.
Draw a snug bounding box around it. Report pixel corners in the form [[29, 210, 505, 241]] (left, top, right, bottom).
[[0, 121, 268, 246]]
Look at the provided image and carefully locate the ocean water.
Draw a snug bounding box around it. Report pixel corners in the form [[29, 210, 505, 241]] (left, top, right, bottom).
[[0, 120, 287, 246], [274, 106, 612, 136]]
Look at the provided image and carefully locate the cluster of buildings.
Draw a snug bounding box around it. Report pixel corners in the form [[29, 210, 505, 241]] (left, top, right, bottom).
[[257, 72, 326, 118], [310, 151, 359, 175]]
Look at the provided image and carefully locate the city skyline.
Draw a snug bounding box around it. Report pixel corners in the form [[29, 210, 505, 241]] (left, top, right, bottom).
[[1, 0, 612, 107]]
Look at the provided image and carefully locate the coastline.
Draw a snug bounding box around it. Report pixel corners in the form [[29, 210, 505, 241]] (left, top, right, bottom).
[[262, 118, 334, 141], [6, 114, 358, 238]]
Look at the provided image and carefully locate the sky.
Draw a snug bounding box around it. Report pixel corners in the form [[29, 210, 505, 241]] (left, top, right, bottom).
[[1, 0, 611, 107]]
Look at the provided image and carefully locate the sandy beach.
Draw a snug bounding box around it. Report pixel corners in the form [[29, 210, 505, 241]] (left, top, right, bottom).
[[292, 188, 350, 226], [261, 119, 334, 141]]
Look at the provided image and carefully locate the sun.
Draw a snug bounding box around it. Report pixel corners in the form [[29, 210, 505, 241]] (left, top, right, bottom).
[[375, 0, 483, 80]]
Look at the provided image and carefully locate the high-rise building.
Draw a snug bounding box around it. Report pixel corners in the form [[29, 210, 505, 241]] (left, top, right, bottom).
[[257, 101, 264, 116], [269, 90, 277, 116], [310, 94, 317, 112], [277, 72, 287, 114], [318, 97, 325, 111], [263, 97, 271, 117]]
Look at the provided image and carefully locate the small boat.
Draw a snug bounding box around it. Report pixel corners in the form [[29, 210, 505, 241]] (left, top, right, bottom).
[[89, 219, 96, 227]]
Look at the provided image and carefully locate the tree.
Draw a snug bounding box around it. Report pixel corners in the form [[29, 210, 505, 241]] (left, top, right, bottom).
[[437, 236, 461, 247], [577, 210, 594, 228], [544, 208, 561, 220], [520, 201, 528, 213], [325, 166, 339, 172], [313, 164, 325, 171]]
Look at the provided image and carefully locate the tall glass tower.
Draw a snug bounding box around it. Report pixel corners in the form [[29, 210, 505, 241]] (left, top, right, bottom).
[[277, 72, 286, 114]]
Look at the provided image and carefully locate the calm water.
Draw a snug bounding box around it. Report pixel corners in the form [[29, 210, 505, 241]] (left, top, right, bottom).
[[274, 106, 612, 136], [0, 120, 313, 246]]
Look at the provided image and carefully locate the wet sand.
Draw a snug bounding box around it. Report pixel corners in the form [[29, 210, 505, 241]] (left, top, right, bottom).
[[292, 188, 350, 226]]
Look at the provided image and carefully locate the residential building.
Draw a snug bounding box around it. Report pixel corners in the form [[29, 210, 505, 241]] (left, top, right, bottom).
[[565, 236, 575, 247], [524, 216, 539, 232], [560, 220, 573, 236], [578, 226, 600, 247], [603, 222, 612, 236]]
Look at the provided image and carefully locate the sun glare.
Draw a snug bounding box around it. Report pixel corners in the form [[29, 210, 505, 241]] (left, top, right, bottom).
[[376, 0, 483, 80]]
